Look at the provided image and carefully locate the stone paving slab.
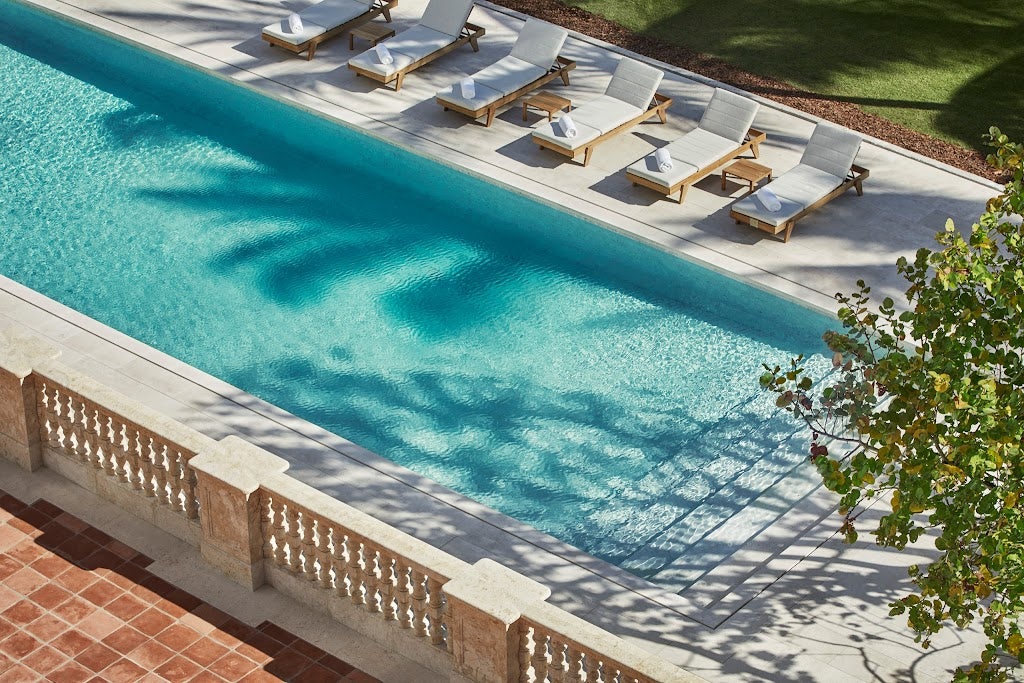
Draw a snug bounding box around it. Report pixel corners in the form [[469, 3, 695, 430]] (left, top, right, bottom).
[[1, 0, 999, 680]]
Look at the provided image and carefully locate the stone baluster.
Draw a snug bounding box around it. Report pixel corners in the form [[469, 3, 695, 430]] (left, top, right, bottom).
[[82, 405, 102, 470], [284, 504, 302, 574], [261, 496, 276, 561], [271, 498, 287, 567], [583, 655, 600, 683], [332, 530, 349, 598], [428, 577, 444, 647], [519, 628, 533, 683], [363, 548, 381, 614], [565, 646, 583, 683], [135, 427, 154, 496], [106, 419, 124, 480], [380, 556, 397, 621], [151, 438, 170, 506], [299, 511, 316, 581], [348, 540, 365, 607], [58, 391, 75, 454], [396, 560, 412, 629], [68, 395, 88, 461], [39, 383, 62, 452], [411, 568, 427, 637], [315, 520, 333, 589], [183, 462, 199, 519], [168, 449, 185, 513], [551, 641, 567, 683], [532, 632, 550, 683]]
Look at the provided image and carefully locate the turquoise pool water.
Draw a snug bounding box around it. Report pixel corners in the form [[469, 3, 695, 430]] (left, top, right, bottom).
[[0, 1, 832, 586]]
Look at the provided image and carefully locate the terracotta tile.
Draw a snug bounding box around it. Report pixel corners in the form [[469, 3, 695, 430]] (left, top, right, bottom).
[[190, 603, 231, 628], [101, 626, 148, 655], [22, 645, 67, 675], [128, 553, 153, 567], [2, 600, 44, 625], [0, 617, 15, 641], [239, 671, 282, 683], [179, 611, 217, 636], [52, 597, 96, 625], [43, 659, 93, 683], [75, 608, 122, 640], [188, 671, 225, 683], [0, 631, 42, 659], [31, 501, 63, 519], [53, 514, 88, 534], [96, 657, 147, 682], [28, 583, 72, 610], [128, 640, 175, 670], [155, 597, 187, 618], [290, 638, 325, 660], [263, 648, 314, 680], [81, 548, 123, 572], [5, 567, 48, 595], [256, 622, 296, 645], [28, 553, 69, 579], [78, 580, 122, 608], [104, 541, 137, 562], [130, 607, 174, 637], [233, 639, 274, 665], [25, 614, 69, 643], [0, 493, 28, 512], [103, 570, 138, 592], [155, 655, 202, 681], [212, 619, 257, 648], [55, 536, 100, 562], [343, 670, 380, 682], [52, 567, 96, 594], [182, 638, 230, 668], [6, 541, 46, 564], [116, 562, 150, 584], [105, 594, 147, 621], [35, 523, 75, 551], [209, 651, 258, 681], [0, 586, 20, 612], [128, 583, 160, 604], [317, 653, 355, 676], [78, 527, 112, 547], [16, 507, 50, 529], [0, 663, 37, 682], [140, 575, 174, 596], [74, 642, 119, 673], [50, 631, 95, 658], [0, 555, 22, 580], [165, 588, 202, 612], [243, 631, 288, 658], [296, 663, 345, 683], [155, 623, 202, 651]]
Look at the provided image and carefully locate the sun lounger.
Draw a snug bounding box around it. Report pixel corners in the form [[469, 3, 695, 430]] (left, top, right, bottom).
[[625, 88, 765, 203], [531, 57, 671, 167], [730, 122, 869, 242], [262, 0, 398, 60], [435, 19, 575, 127], [347, 0, 484, 91]]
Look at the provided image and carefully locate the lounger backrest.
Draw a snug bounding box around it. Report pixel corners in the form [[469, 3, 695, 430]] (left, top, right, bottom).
[[603, 57, 663, 110], [800, 123, 862, 178], [419, 0, 475, 38], [698, 88, 759, 144], [510, 19, 567, 70]]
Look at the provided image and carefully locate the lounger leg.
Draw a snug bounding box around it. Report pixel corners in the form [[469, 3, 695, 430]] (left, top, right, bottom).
[[751, 140, 760, 158], [582, 147, 593, 167], [656, 106, 668, 124], [559, 70, 571, 86], [394, 73, 405, 91], [855, 180, 864, 196], [485, 108, 495, 127], [783, 223, 794, 242], [469, 35, 480, 51], [306, 43, 317, 60], [382, 6, 392, 21], [677, 185, 689, 204]]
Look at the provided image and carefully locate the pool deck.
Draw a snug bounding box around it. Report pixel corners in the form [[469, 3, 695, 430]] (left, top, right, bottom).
[[1, 0, 1000, 680]]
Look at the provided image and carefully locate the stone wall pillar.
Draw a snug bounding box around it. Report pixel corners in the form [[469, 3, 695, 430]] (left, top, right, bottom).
[[444, 559, 551, 683], [189, 436, 289, 590], [0, 331, 59, 472]]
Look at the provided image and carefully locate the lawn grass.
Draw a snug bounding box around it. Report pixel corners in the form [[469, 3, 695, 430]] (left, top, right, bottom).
[[561, 0, 1024, 153]]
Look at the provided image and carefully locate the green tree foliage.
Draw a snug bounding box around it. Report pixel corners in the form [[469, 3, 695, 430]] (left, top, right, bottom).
[[761, 128, 1024, 682]]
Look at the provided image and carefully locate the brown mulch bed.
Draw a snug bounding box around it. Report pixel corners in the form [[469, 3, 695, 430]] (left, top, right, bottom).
[[493, 0, 1003, 183]]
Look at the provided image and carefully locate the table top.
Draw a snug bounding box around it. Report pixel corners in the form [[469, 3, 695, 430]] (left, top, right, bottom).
[[724, 158, 771, 181], [524, 90, 572, 111], [351, 22, 395, 40]]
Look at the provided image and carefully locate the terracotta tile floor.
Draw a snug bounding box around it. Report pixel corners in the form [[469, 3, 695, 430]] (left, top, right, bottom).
[[0, 489, 380, 682]]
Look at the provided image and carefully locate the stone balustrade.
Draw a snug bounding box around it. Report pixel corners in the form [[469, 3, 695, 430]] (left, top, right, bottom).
[[0, 328, 705, 683]]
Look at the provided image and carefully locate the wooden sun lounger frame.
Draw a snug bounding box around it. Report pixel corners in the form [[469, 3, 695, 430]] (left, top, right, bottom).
[[261, 0, 398, 61], [348, 22, 486, 91], [626, 127, 767, 204], [730, 164, 870, 242], [534, 93, 673, 167], [437, 57, 577, 127]]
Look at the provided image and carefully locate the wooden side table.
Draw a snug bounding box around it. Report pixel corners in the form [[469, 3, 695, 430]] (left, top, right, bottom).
[[721, 159, 772, 193], [522, 91, 572, 122], [349, 22, 396, 50]]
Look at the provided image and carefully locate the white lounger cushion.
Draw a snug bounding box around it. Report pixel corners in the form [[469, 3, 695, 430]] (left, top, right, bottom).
[[604, 57, 662, 110], [349, 25, 453, 76], [698, 88, 759, 143], [532, 95, 642, 150], [731, 165, 845, 227], [626, 128, 738, 186], [801, 123, 863, 177], [263, 0, 371, 44], [419, 0, 474, 37], [509, 19, 567, 69], [437, 56, 545, 108]]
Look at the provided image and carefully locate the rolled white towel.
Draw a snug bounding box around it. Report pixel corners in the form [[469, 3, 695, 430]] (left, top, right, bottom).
[[460, 78, 476, 100], [374, 43, 393, 66], [654, 147, 672, 172], [755, 185, 782, 212], [287, 12, 303, 33], [558, 114, 577, 139]]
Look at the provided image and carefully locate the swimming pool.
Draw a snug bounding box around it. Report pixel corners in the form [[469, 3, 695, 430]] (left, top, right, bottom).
[[0, 0, 833, 589]]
